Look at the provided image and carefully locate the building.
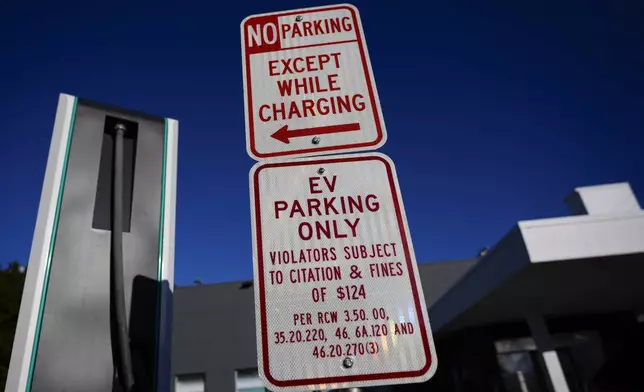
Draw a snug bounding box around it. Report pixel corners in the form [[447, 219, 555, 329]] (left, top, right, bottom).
[[172, 183, 644, 392]]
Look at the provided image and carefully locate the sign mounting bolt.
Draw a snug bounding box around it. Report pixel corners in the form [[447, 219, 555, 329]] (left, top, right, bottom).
[[317, 168, 325, 175], [342, 357, 354, 369], [312, 136, 321, 144], [295, 15, 303, 22]]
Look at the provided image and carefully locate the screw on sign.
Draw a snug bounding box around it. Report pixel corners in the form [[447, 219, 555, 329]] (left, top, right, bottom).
[[241, 4, 387, 160], [249, 152, 437, 391]]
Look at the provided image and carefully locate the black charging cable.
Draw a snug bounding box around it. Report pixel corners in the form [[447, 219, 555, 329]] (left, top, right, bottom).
[[111, 123, 135, 391]]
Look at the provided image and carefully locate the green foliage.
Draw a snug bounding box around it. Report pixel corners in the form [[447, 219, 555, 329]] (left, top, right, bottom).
[[0, 261, 26, 390]]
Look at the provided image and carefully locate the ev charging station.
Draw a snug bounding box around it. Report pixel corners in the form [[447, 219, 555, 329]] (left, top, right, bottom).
[[5, 94, 178, 392]]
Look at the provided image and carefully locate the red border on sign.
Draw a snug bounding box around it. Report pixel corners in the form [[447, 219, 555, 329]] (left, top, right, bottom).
[[243, 5, 385, 159], [253, 155, 432, 387]]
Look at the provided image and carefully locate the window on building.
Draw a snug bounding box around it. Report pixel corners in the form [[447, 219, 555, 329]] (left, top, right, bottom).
[[175, 373, 205, 392], [496, 338, 548, 392], [497, 351, 548, 392], [235, 368, 271, 392]]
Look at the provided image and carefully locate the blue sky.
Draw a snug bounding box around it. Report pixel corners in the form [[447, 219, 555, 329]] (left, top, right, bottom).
[[1, 1, 642, 285]]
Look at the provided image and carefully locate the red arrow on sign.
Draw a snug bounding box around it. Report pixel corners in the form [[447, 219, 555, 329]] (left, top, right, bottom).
[[270, 123, 361, 144]]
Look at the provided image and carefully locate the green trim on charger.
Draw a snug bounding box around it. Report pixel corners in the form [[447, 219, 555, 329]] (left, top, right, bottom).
[[25, 96, 79, 391], [153, 117, 169, 391], [157, 119, 168, 284]]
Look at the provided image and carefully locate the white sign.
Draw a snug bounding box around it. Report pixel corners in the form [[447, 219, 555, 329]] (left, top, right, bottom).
[[241, 4, 387, 161], [249, 152, 437, 391]]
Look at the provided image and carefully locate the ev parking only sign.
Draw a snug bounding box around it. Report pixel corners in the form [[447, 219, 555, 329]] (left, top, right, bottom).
[[241, 4, 387, 160], [249, 153, 437, 391]]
